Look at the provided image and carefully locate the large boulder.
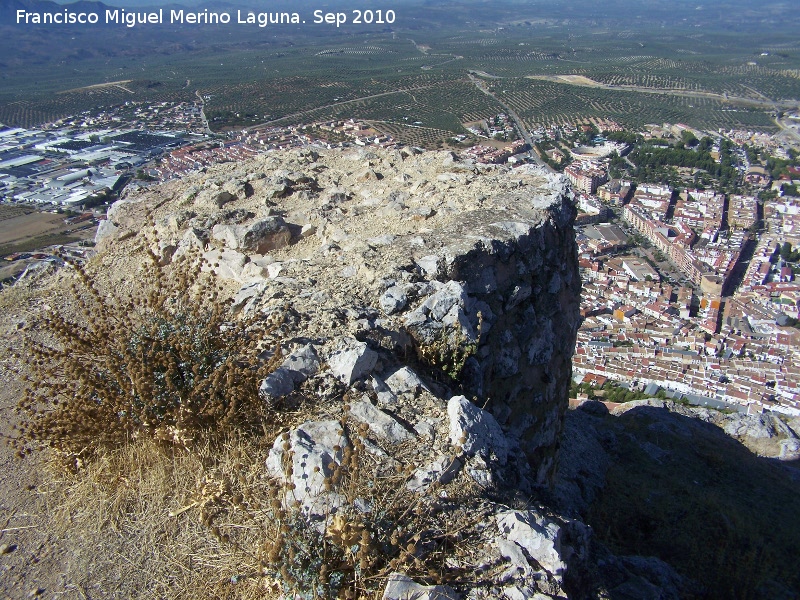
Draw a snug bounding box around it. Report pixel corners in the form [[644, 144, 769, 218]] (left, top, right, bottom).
[[211, 217, 290, 254]]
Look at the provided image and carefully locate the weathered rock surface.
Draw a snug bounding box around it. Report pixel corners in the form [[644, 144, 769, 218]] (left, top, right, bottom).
[[449, 395, 509, 464], [211, 217, 290, 254], [259, 344, 320, 404], [495, 510, 575, 580], [328, 338, 379, 386], [349, 398, 414, 444], [265, 420, 347, 517], [407, 455, 463, 492], [383, 572, 460, 600], [202, 248, 249, 281]]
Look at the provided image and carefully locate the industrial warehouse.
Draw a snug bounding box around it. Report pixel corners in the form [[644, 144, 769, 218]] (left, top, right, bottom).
[[0, 127, 188, 207]]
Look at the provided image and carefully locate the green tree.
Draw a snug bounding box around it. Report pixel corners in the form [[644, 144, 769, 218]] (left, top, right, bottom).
[[681, 130, 698, 148]]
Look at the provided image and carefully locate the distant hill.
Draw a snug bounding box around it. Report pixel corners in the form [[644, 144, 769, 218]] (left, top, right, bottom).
[[1, 0, 113, 25]]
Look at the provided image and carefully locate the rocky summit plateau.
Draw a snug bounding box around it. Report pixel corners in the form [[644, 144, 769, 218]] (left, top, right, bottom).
[[99, 146, 581, 486], [84, 147, 800, 599]]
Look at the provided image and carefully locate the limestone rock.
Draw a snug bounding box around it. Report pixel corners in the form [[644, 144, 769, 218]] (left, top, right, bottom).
[[371, 374, 398, 407], [416, 255, 442, 279], [599, 555, 688, 600], [384, 366, 427, 396], [94, 218, 120, 248], [720, 411, 798, 442], [367, 234, 396, 247], [266, 184, 292, 199], [265, 420, 347, 516], [327, 338, 378, 385], [322, 187, 350, 204], [259, 367, 295, 402], [259, 344, 320, 404], [382, 572, 460, 600], [495, 510, 585, 582], [239, 261, 268, 280], [223, 179, 252, 199], [349, 398, 414, 444], [282, 344, 321, 380], [231, 280, 268, 312], [380, 285, 410, 315], [195, 189, 235, 209], [407, 455, 462, 492], [211, 217, 290, 254], [551, 408, 611, 516], [172, 227, 207, 260], [448, 396, 509, 465], [404, 280, 476, 346], [202, 248, 248, 281]]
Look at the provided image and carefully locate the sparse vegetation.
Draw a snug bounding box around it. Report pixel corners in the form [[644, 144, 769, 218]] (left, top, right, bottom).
[[4, 228, 486, 599], [570, 380, 665, 403], [30, 409, 483, 599], [255, 412, 480, 598], [416, 317, 480, 380], [10, 238, 283, 461]]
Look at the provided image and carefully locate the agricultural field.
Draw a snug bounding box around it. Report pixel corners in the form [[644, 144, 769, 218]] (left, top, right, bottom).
[[260, 77, 502, 139], [1, 2, 799, 145], [0, 205, 92, 258], [0, 206, 65, 247], [203, 69, 468, 128], [367, 122, 459, 147], [0, 204, 34, 222], [487, 78, 779, 132]]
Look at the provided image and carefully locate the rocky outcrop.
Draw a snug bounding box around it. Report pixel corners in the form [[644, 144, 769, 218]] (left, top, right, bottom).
[[71, 141, 800, 600], [98, 147, 684, 599], [383, 573, 459, 600], [103, 147, 580, 485], [611, 399, 800, 461]]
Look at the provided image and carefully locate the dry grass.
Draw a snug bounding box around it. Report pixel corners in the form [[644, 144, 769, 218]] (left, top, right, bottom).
[[32, 415, 488, 599], [40, 435, 283, 599]]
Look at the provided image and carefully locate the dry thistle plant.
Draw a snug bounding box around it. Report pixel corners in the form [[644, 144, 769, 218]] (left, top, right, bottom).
[[9, 234, 283, 462]]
